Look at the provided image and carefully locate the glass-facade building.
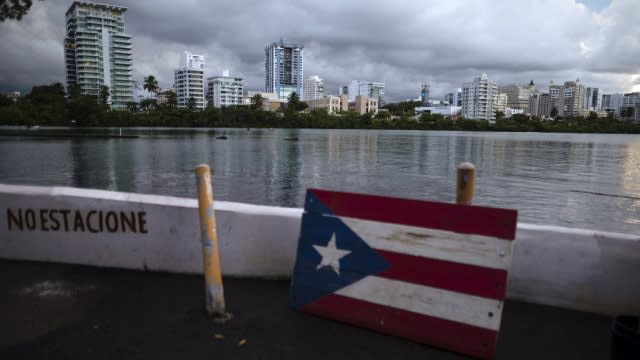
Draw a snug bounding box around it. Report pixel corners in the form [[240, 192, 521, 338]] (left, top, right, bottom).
[[265, 39, 303, 100], [64, 1, 133, 109]]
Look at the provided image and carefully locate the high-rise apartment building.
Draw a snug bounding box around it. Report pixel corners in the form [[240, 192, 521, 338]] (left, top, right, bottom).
[[347, 80, 385, 106], [622, 92, 640, 122], [421, 82, 430, 105], [64, 1, 133, 109], [303, 75, 324, 101], [206, 70, 243, 108], [496, 93, 508, 113], [444, 88, 462, 107], [174, 51, 205, 109], [265, 39, 303, 100], [584, 87, 603, 111], [461, 73, 498, 121], [549, 80, 585, 117], [497, 81, 536, 114], [529, 92, 551, 117], [602, 93, 625, 117]]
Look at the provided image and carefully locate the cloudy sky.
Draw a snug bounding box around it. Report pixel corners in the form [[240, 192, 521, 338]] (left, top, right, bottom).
[[0, 0, 639, 101]]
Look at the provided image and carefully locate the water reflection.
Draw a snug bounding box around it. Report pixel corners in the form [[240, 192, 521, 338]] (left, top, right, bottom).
[[70, 138, 113, 190], [0, 128, 638, 234]]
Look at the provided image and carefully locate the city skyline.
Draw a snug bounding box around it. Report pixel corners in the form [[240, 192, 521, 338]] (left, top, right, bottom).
[[0, 0, 639, 102]]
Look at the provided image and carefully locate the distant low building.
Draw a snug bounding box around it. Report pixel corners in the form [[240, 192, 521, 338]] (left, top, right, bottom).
[[584, 110, 609, 118], [423, 99, 446, 107], [307, 94, 378, 115], [503, 108, 524, 117], [306, 95, 347, 114], [0, 91, 20, 102], [156, 88, 175, 105], [346, 80, 385, 106], [244, 91, 284, 111], [349, 95, 378, 115], [414, 106, 462, 117]]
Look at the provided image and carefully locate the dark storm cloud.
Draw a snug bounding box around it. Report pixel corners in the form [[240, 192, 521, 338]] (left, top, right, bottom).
[[0, 0, 638, 99]]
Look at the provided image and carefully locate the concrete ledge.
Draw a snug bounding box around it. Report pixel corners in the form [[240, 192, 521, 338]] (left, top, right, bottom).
[[1, 184, 638, 315], [509, 223, 640, 315]]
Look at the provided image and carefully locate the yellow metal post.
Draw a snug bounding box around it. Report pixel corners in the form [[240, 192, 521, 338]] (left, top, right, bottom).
[[195, 164, 226, 316], [456, 162, 476, 205]]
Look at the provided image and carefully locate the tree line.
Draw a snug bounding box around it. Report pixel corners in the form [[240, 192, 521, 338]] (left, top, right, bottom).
[[1, 82, 639, 134]]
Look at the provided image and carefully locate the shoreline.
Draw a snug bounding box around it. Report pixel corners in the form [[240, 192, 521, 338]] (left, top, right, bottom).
[[0, 132, 139, 138]]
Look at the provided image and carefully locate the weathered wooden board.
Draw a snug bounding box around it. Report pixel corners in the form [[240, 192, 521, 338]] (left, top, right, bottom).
[[289, 189, 518, 359]]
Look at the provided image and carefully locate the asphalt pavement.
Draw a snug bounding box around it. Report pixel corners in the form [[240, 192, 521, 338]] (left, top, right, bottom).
[[0, 260, 613, 359]]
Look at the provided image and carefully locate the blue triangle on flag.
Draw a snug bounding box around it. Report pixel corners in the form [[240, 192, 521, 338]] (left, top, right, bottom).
[[289, 212, 390, 309], [304, 189, 335, 215]]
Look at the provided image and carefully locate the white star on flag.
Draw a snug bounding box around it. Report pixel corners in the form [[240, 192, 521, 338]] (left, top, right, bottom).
[[313, 233, 351, 275]]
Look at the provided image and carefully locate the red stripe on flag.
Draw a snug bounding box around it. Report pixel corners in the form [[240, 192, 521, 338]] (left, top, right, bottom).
[[302, 294, 498, 360], [308, 188, 517, 240], [376, 249, 508, 300]]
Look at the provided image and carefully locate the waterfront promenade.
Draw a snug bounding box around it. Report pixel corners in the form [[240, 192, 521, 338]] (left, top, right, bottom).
[[1, 260, 611, 359]]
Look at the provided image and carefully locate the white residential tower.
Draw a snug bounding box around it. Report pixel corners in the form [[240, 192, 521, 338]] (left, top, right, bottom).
[[174, 51, 205, 110], [207, 70, 244, 108], [461, 73, 498, 121], [64, 1, 133, 109], [303, 75, 324, 101]]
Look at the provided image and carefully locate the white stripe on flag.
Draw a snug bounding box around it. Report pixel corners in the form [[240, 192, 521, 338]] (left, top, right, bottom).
[[341, 217, 513, 270], [335, 276, 504, 331]]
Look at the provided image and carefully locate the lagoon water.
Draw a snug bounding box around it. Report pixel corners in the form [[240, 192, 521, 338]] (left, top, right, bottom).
[[1, 127, 639, 234]]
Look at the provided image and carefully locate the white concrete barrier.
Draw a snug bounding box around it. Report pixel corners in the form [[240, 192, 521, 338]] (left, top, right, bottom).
[[1, 184, 638, 315], [509, 223, 640, 315], [0, 184, 301, 277]]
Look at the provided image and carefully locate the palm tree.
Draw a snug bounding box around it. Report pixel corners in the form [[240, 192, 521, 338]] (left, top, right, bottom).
[[126, 102, 138, 113], [250, 93, 264, 110], [164, 90, 177, 110], [67, 84, 81, 100], [187, 97, 197, 111], [0, 0, 33, 21], [287, 91, 307, 111], [288, 91, 301, 109], [99, 85, 110, 106], [143, 75, 159, 95]]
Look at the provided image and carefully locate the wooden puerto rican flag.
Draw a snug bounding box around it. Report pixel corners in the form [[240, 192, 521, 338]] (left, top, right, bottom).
[[289, 189, 518, 359]]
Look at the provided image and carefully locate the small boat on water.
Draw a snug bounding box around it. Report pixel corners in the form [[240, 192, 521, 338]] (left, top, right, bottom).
[[216, 135, 228, 140], [284, 137, 298, 141]]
